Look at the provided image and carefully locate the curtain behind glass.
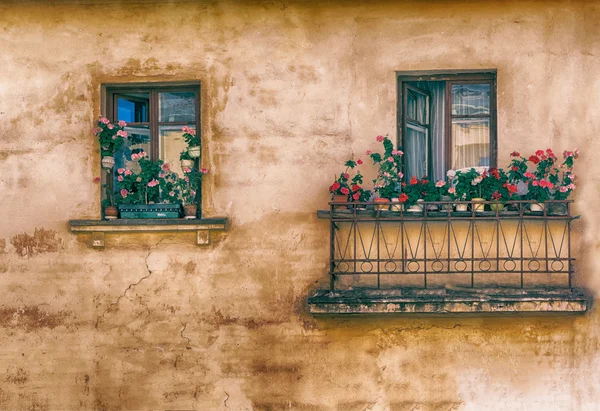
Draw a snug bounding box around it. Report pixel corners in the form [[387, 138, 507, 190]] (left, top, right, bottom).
[[451, 84, 490, 169]]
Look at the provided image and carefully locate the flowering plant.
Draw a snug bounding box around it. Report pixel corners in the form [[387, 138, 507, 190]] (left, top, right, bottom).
[[177, 166, 208, 205], [94, 117, 128, 157], [453, 168, 485, 200], [368, 134, 403, 199], [551, 150, 578, 200], [348, 168, 372, 203], [400, 176, 435, 206], [435, 179, 455, 200], [182, 126, 200, 147], [329, 160, 359, 199], [114, 152, 171, 205], [480, 168, 518, 203], [180, 150, 193, 161]]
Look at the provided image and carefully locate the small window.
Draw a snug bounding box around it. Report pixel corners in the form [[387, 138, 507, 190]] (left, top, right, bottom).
[[104, 83, 201, 205], [397, 71, 497, 181]]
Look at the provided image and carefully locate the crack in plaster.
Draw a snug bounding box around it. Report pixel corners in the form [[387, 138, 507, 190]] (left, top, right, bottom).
[[224, 390, 230, 408], [96, 238, 167, 327], [180, 320, 191, 349]]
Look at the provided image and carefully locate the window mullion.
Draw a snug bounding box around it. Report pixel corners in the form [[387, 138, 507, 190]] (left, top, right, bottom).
[[150, 90, 159, 161]]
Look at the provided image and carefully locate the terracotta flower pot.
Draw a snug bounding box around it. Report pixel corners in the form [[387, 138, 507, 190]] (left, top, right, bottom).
[[373, 198, 390, 211], [332, 195, 349, 209], [104, 205, 118, 219], [101, 156, 115, 169], [188, 146, 201, 158], [183, 205, 197, 219]]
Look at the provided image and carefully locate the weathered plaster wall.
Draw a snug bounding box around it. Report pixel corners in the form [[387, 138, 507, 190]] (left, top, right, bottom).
[[0, 0, 599, 409]]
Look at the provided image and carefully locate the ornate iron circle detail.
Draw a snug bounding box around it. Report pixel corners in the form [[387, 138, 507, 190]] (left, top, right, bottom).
[[528, 259, 541, 271], [337, 261, 350, 273], [432, 260, 444, 272], [503, 259, 517, 271], [407, 260, 420, 272], [361, 261, 374, 273], [384, 261, 397, 272], [454, 260, 467, 272], [551, 259, 565, 272], [479, 259, 492, 272]]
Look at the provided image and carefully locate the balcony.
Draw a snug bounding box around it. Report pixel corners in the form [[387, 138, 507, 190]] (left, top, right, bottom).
[[308, 200, 587, 315]]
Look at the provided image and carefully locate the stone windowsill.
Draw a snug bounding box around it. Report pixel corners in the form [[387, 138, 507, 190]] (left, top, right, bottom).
[[69, 217, 228, 248], [308, 288, 588, 315]]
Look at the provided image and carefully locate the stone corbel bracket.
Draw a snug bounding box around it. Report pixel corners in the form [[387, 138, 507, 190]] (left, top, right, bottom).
[[69, 218, 228, 248]]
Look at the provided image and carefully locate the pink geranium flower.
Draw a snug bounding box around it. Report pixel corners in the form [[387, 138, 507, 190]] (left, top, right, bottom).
[[169, 191, 175, 197], [448, 187, 456, 194], [107, 124, 114, 130], [200, 168, 208, 174], [118, 120, 127, 127], [100, 117, 110, 124], [124, 170, 132, 176], [120, 189, 128, 198], [376, 135, 384, 142], [387, 157, 394, 162], [161, 163, 170, 171], [183, 167, 191, 173], [560, 186, 568, 193], [365, 149, 372, 155], [397, 172, 403, 179], [435, 180, 445, 188], [567, 183, 576, 190], [117, 130, 128, 138], [147, 179, 159, 187], [93, 127, 102, 135], [117, 168, 125, 174], [117, 175, 124, 182]]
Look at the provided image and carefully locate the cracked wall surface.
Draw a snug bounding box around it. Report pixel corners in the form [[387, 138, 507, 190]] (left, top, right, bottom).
[[0, 0, 599, 409]]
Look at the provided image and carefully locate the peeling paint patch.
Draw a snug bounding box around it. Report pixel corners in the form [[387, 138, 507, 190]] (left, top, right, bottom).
[[10, 228, 62, 257], [0, 306, 68, 332]]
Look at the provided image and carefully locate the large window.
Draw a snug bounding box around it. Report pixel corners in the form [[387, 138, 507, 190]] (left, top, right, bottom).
[[105, 83, 201, 178], [397, 71, 497, 181]]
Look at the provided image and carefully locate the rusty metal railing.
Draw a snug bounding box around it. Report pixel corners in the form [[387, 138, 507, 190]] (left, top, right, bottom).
[[323, 200, 577, 291]]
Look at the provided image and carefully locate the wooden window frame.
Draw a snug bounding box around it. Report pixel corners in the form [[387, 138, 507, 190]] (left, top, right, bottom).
[[397, 70, 497, 177]]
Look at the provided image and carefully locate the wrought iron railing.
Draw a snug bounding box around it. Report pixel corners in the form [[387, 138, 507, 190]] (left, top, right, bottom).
[[320, 200, 577, 291]]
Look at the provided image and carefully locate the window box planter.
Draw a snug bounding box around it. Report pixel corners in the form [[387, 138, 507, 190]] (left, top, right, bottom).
[[118, 203, 181, 219]]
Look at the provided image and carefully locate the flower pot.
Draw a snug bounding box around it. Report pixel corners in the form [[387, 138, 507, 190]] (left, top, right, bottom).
[[406, 199, 424, 213], [101, 156, 115, 169], [183, 204, 197, 219], [103, 205, 118, 219], [455, 203, 468, 212], [181, 159, 194, 169], [489, 202, 505, 212], [188, 146, 201, 158], [373, 198, 390, 211], [332, 195, 349, 209], [390, 198, 404, 212], [440, 195, 453, 211], [471, 197, 485, 213], [529, 202, 545, 212]]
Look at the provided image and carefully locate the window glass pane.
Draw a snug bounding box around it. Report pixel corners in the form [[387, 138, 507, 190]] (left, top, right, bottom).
[[159, 92, 196, 122], [159, 125, 196, 177], [452, 84, 490, 116], [451, 118, 490, 169], [117, 93, 149, 122], [113, 125, 151, 175], [405, 123, 428, 179], [406, 89, 428, 124]]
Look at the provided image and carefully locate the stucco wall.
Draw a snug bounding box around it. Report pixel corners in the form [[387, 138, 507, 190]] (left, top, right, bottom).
[[0, 0, 599, 409]]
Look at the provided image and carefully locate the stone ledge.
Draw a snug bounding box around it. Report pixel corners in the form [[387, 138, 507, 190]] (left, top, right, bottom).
[[308, 288, 588, 315], [69, 218, 228, 248]]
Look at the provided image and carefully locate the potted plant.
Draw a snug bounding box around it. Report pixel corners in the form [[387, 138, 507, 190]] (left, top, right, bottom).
[[368, 134, 403, 210], [114, 151, 182, 218], [400, 176, 428, 212], [349, 167, 372, 210], [180, 149, 194, 170], [177, 166, 208, 218], [435, 180, 454, 211], [480, 168, 518, 212], [94, 177, 118, 219], [329, 159, 360, 209], [521, 149, 559, 211], [549, 149, 579, 214], [94, 117, 128, 169], [182, 126, 201, 158], [454, 167, 487, 212]]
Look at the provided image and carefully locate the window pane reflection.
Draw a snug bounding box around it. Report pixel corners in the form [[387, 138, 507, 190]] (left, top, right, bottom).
[[405, 123, 428, 179], [117, 93, 149, 122], [159, 92, 196, 122], [452, 84, 490, 116], [451, 118, 490, 169], [159, 125, 195, 177]]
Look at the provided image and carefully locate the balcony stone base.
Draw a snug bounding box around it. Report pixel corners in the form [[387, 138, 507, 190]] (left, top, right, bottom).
[[308, 288, 588, 315]]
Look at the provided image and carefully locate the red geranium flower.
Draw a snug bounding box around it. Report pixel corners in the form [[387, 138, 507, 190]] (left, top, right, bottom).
[[510, 151, 520, 157], [376, 135, 384, 142], [357, 159, 363, 165], [409, 176, 418, 185], [343, 173, 349, 180], [340, 187, 350, 195], [352, 192, 360, 201], [528, 155, 540, 164], [535, 149, 544, 157], [398, 193, 409, 203], [352, 184, 361, 192], [511, 166, 518, 171]]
